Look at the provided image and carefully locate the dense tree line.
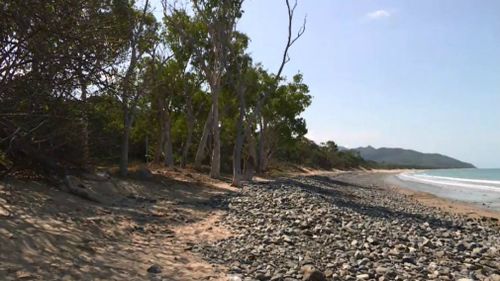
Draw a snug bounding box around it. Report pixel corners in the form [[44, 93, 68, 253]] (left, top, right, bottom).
[[0, 0, 363, 186]]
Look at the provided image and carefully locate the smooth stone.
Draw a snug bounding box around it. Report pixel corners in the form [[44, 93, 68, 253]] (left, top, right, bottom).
[[228, 275, 243, 281], [324, 269, 333, 278], [0, 206, 10, 217], [256, 273, 271, 281], [147, 264, 162, 274], [356, 274, 369, 280], [302, 268, 326, 281], [487, 274, 500, 281], [375, 266, 388, 275], [402, 256, 416, 265]]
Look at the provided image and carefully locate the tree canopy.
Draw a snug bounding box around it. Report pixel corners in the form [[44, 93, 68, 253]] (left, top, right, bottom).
[[0, 0, 366, 184]]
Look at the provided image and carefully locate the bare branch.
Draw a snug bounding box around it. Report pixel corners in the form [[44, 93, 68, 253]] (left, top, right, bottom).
[[275, 0, 306, 80]]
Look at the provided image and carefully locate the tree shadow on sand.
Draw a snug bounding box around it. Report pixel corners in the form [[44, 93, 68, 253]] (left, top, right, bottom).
[[0, 171, 232, 281]]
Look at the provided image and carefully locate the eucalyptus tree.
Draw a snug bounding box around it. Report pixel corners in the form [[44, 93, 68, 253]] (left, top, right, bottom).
[[162, 6, 207, 169], [223, 33, 255, 186], [162, 11, 203, 167], [193, 0, 245, 178], [255, 0, 306, 174], [113, 0, 158, 176], [163, 0, 244, 177], [258, 73, 311, 171], [148, 59, 188, 168], [142, 55, 173, 167]]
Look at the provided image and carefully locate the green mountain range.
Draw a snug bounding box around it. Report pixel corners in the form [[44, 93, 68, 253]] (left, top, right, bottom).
[[350, 146, 475, 169]]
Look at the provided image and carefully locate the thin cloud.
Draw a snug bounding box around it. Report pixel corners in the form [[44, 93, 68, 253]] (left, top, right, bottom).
[[366, 9, 391, 21]]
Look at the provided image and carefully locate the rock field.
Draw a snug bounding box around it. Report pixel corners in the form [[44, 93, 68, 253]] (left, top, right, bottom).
[[195, 176, 500, 281]]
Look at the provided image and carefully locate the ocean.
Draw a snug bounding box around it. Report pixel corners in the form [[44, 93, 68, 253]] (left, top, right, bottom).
[[399, 168, 500, 192], [394, 168, 500, 211]]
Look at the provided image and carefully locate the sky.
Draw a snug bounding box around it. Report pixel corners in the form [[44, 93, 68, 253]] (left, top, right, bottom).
[[151, 0, 500, 168]]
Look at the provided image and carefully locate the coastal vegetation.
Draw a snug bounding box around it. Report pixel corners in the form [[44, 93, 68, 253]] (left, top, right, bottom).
[[0, 2, 499, 281], [1, 0, 316, 185], [1, 0, 470, 187]]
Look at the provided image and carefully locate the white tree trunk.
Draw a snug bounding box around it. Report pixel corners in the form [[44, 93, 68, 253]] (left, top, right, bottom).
[[194, 105, 213, 169], [210, 86, 221, 178]]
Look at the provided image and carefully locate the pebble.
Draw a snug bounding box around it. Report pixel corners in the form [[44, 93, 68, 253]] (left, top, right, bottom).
[[356, 274, 369, 280], [228, 275, 243, 281], [147, 264, 162, 274], [302, 269, 326, 281], [0, 206, 10, 217], [194, 176, 500, 281]]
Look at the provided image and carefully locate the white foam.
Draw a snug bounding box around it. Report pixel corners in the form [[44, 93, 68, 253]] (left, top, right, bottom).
[[417, 174, 500, 186], [398, 172, 500, 193]]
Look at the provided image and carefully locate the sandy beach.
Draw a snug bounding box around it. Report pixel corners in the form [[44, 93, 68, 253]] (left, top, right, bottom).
[[1, 169, 499, 280], [389, 172, 500, 212], [334, 170, 500, 220]]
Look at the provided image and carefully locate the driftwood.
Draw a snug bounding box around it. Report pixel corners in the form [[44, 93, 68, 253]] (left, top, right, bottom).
[[63, 175, 103, 203]]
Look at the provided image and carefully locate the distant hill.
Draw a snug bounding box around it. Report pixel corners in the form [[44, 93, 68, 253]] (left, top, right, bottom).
[[349, 146, 475, 169]]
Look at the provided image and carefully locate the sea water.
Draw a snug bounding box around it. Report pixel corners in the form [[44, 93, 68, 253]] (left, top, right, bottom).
[[399, 168, 500, 192], [394, 168, 500, 211]]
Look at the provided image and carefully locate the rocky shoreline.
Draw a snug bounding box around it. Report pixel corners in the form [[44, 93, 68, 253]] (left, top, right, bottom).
[[195, 175, 500, 281]]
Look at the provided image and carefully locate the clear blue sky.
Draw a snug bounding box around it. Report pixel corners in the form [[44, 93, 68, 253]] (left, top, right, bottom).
[[151, 0, 500, 168]]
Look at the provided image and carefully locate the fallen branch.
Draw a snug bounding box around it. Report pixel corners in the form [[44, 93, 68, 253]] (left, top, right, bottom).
[[63, 175, 103, 203]]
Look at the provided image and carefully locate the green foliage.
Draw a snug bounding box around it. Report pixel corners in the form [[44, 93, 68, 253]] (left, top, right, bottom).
[[276, 138, 370, 170], [1, 0, 369, 177]]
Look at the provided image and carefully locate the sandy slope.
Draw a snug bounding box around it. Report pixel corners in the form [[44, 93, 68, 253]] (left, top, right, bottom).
[[0, 169, 236, 281]]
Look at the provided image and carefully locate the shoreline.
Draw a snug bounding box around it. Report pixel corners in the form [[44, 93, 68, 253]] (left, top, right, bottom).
[[334, 170, 500, 221]]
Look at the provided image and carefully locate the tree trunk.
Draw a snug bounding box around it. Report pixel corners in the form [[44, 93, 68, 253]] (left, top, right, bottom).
[[119, 111, 132, 177], [154, 125, 164, 164], [252, 98, 265, 174], [80, 82, 90, 168], [153, 97, 165, 164], [232, 137, 243, 186], [181, 93, 194, 167], [210, 85, 221, 178], [232, 80, 246, 186], [194, 105, 213, 169], [163, 112, 174, 168], [256, 115, 265, 174], [258, 121, 269, 172], [145, 136, 149, 163], [243, 128, 257, 181], [231, 105, 245, 186]]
